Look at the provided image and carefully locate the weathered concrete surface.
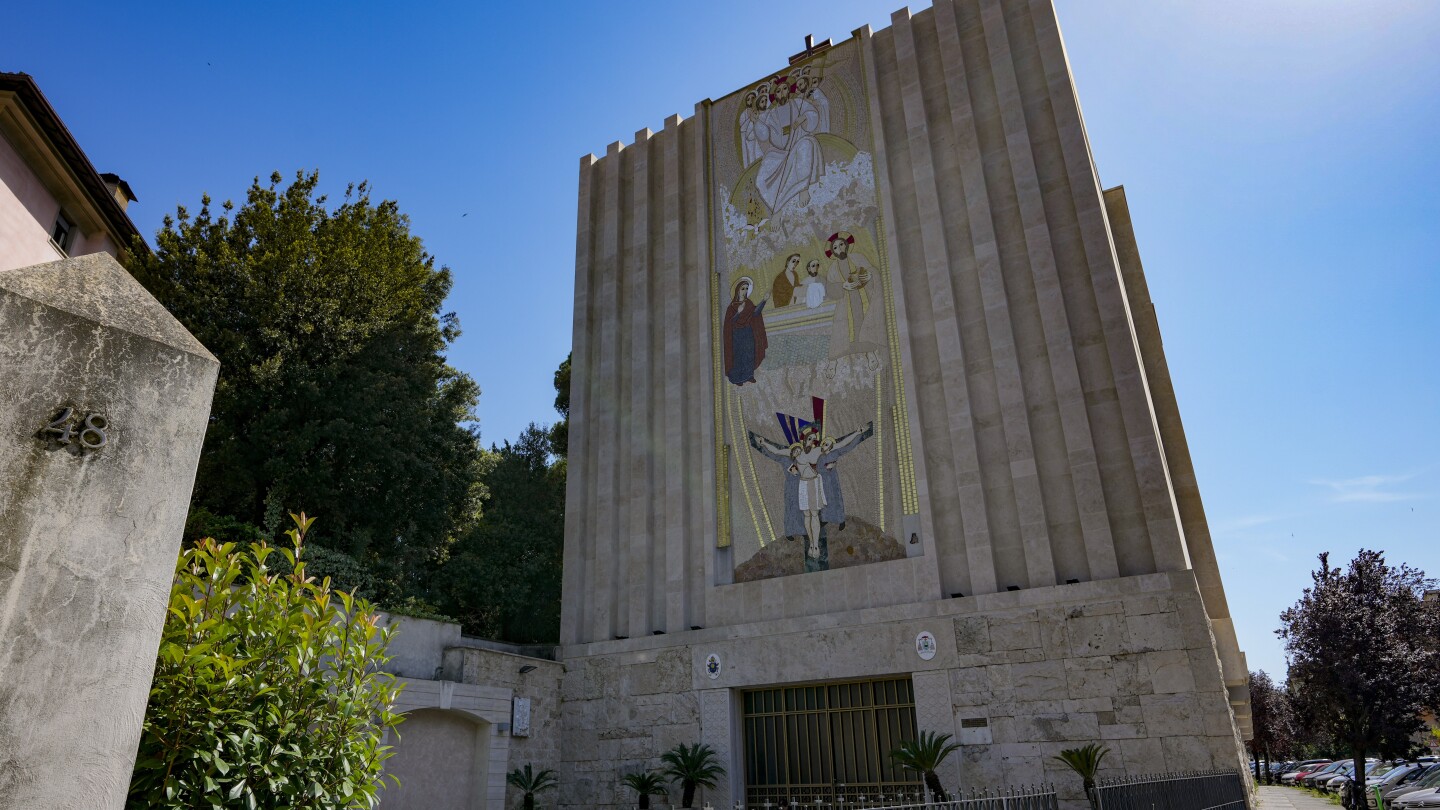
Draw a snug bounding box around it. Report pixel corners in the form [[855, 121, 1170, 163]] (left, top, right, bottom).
[[0, 253, 218, 809]]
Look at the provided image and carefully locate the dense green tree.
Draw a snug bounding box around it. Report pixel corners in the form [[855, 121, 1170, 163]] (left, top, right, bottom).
[[127, 171, 486, 602], [428, 424, 564, 642], [549, 352, 571, 458], [1248, 669, 1298, 783], [1279, 550, 1440, 807]]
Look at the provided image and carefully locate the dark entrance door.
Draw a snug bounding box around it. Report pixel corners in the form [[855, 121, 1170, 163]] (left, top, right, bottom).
[[742, 677, 925, 805]]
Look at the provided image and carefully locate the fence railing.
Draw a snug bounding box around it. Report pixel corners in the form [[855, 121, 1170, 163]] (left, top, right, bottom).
[[1094, 770, 1249, 810], [726, 783, 1058, 810]]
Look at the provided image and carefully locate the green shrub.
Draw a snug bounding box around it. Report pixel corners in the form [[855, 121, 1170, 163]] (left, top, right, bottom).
[[128, 513, 404, 809]]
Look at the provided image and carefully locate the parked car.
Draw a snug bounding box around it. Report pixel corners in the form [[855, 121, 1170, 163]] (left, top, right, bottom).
[[1393, 788, 1440, 810], [1305, 762, 1349, 788], [1283, 761, 1334, 784], [1387, 766, 1440, 808], [1373, 767, 1437, 809]]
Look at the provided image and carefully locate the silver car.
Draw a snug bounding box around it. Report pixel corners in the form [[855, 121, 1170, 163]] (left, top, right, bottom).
[[1388, 767, 1440, 807], [1367, 764, 1426, 808]]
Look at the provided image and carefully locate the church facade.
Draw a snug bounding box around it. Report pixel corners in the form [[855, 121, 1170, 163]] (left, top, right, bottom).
[[559, 1, 1250, 806]]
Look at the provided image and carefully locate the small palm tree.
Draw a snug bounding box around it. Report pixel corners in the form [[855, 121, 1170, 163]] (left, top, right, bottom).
[[660, 742, 725, 808], [506, 763, 558, 810], [1053, 743, 1110, 810], [890, 730, 962, 802], [621, 770, 668, 809]]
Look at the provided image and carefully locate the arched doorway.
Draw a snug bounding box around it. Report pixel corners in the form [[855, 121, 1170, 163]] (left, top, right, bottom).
[[381, 708, 493, 809]]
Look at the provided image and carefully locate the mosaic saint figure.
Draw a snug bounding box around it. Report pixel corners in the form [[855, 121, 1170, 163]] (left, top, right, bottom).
[[742, 76, 826, 213], [739, 87, 766, 168], [794, 71, 829, 133], [803, 258, 826, 308], [723, 276, 768, 385], [825, 231, 886, 358], [818, 422, 875, 527], [749, 433, 805, 540], [771, 252, 803, 307]]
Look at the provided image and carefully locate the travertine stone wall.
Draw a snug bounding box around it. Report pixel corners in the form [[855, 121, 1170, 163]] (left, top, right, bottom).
[[0, 253, 218, 809], [557, 572, 1245, 809]]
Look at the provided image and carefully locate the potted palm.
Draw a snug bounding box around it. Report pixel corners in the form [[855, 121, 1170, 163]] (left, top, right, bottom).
[[1053, 743, 1110, 810], [621, 770, 668, 809], [660, 742, 725, 808], [506, 763, 558, 810], [890, 730, 962, 802]]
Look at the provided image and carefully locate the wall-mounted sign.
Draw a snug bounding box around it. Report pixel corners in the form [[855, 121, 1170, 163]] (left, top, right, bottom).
[[704, 653, 722, 680], [511, 697, 531, 737], [915, 630, 937, 661]]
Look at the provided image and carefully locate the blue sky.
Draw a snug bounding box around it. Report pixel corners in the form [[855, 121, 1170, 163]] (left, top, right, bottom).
[[5, 1, 1436, 677]]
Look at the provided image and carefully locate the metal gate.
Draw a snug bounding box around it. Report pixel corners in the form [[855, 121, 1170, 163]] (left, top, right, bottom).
[[742, 678, 924, 805]]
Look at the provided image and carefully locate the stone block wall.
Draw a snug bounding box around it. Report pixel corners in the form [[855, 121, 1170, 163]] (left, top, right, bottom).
[[557, 571, 1245, 809]]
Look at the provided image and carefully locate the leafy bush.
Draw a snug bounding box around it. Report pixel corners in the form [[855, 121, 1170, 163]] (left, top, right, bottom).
[[128, 514, 404, 809]]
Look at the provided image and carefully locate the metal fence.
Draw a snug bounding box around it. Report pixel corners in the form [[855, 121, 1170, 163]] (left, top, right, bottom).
[[722, 783, 1058, 810], [1093, 770, 1249, 810]]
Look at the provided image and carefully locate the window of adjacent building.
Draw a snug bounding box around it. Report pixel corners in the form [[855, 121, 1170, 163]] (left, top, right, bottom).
[[742, 677, 922, 806], [51, 212, 74, 255]]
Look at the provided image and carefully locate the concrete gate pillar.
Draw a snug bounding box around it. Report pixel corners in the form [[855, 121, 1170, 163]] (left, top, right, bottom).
[[0, 254, 218, 809]]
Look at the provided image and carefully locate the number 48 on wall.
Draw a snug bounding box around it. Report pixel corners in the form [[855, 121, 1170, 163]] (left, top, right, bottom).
[[41, 407, 109, 451]]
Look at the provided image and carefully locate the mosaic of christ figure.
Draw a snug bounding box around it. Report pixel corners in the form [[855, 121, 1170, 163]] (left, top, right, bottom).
[[739, 69, 831, 213]]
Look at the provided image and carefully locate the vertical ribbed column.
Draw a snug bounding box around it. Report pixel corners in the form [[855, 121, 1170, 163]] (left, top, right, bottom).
[[590, 141, 624, 640], [624, 129, 652, 639], [1024, 0, 1187, 575], [884, 13, 1001, 597], [920, 3, 1039, 590], [560, 155, 597, 645], [659, 115, 687, 634], [687, 103, 714, 624], [978, 0, 1119, 583], [856, 23, 946, 599]]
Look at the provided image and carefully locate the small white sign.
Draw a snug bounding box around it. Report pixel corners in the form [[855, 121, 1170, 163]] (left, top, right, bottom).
[[512, 697, 531, 737], [915, 630, 937, 661], [704, 653, 722, 680]]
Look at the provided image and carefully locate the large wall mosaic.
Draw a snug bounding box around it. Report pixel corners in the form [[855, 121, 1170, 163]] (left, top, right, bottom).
[[709, 40, 920, 582]]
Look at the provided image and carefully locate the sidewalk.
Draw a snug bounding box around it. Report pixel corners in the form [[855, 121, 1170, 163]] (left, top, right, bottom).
[[1256, 786, 1339, 810]]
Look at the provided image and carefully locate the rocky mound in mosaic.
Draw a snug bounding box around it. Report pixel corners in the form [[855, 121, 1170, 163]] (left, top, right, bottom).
[[734, 517, 905, 582]]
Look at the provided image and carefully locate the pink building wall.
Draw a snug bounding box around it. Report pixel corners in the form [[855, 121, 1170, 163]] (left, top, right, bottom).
[[0, 131, 120, 273]]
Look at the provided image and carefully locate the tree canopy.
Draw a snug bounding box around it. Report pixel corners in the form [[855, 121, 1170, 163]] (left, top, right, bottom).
[[128, 171, 487, 602], [425, 423, 564, 642], [1278, 549, 1440, 790]]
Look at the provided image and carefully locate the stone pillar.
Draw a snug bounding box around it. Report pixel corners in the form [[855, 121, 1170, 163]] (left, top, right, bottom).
[[0, 254, 218, 809], [912, 669, 961, 796], [699, 688, 736, 808]]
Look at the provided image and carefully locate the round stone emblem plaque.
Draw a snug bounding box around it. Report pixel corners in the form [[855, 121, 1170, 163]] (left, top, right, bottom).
[[704, 653, 722, 679], [915, 630, 937, 661]]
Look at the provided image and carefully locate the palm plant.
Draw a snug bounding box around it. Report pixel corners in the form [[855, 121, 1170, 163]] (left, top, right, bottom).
[[506, 763, 558, 810], [1053, 743, 1110, 810], [660, 742, 725, 808], [890, 730, 962, 802], [621, 770, 668, 809]]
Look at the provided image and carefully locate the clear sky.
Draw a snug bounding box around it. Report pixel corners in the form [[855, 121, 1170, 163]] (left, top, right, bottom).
[[5, 1, 1436, 678]]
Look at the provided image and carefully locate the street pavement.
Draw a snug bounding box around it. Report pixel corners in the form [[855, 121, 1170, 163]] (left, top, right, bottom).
[[1256, 786, 1339, 810]]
